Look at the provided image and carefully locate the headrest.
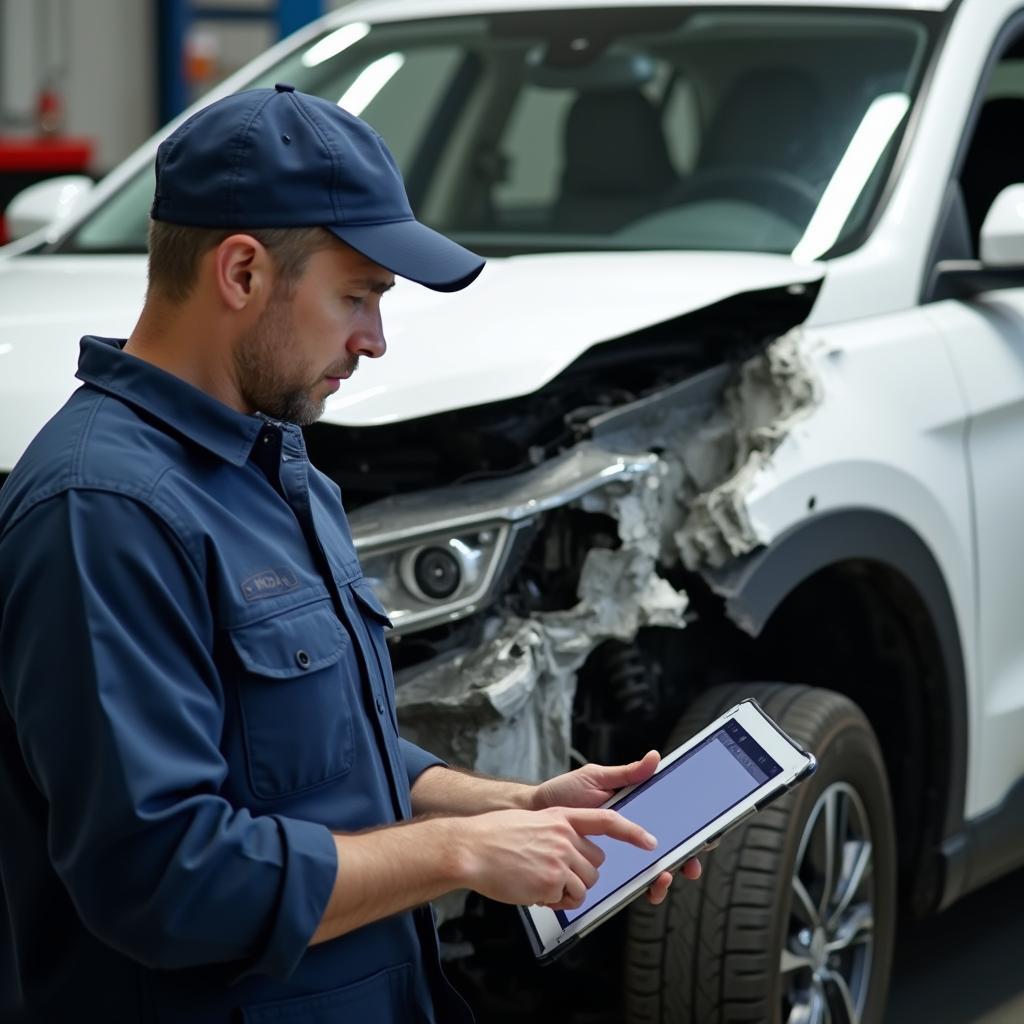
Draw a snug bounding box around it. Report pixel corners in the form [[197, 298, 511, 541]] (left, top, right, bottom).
[[561, 88, 677, 197]]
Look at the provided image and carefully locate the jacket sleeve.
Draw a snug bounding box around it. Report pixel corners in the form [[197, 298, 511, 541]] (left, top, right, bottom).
[[398, 737, 446, 788], [0, 490, 337, 979]]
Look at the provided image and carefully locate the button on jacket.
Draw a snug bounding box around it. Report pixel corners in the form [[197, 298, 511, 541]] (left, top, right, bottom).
[[0, 336, 473, 1024]]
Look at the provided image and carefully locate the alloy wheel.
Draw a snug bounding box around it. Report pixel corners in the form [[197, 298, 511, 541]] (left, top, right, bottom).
[[781, 782, 875, 1024]]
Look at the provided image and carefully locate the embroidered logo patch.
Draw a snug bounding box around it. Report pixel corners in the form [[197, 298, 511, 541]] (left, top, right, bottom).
[[241, 567, 301, 601]]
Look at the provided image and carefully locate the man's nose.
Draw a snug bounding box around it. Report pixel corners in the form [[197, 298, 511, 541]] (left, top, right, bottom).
[[348, 309, 387, 360]]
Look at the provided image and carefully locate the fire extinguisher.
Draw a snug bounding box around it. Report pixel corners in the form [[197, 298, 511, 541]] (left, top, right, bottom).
[[36, 85, 63, 136]]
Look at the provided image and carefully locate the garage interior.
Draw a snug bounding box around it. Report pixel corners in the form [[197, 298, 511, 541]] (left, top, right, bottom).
[[3, 2, 1024, 1023]]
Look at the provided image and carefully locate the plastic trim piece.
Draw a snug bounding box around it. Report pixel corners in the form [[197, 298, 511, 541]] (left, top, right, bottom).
[[939, 773, 1024, 910]]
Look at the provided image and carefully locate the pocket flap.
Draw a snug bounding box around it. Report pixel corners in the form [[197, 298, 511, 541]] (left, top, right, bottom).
[[230, 601, 348, 678], [351, 578, 394, 628]]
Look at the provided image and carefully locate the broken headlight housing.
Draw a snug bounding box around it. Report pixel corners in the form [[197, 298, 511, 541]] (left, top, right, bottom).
[[348, 442, 659, 637], [356, 522, 533, 634]]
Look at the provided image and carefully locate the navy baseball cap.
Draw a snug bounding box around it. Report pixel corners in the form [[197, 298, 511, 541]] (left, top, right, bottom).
[[151, 83, 484, 292]]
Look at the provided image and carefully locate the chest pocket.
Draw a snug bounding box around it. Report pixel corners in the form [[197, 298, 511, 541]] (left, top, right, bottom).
[[348, 579, 399, 734], [230, 599, 356, 800]]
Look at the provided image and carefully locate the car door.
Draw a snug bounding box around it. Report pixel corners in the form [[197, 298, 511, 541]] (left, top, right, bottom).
[[925, 24, 1024, 820]]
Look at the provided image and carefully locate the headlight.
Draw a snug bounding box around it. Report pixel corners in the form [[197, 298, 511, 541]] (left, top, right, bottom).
[[349, 441, 659, 636], [358, 525, 515, 634], [402, 537, 483, 601]]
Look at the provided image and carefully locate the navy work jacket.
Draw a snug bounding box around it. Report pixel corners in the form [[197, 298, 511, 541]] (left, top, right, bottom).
[[0, 336, 474, 1024]]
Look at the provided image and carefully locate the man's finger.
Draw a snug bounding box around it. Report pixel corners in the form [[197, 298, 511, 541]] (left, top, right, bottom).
[[647, 871, 673, 905], [567, 849, 599, 889], [583, 750, 660, 790], [569, 832, 607, 868], [546, 873, 587, 910], [565, 808, 658, 850]]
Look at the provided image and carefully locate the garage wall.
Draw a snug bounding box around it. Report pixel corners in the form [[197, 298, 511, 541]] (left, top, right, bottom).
[[65, 0, 157, 172], [0, 0, 34, 123], [0, 0, 156, 174], [0, 0, 354, 175]]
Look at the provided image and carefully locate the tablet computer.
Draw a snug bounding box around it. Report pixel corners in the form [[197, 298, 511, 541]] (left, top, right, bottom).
[[518, 697, 816, 963]]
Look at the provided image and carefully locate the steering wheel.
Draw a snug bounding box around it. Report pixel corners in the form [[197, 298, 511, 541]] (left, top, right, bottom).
[[667, 165, 821, 226]]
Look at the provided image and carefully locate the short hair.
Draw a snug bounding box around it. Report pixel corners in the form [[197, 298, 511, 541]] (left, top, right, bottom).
[[146, 221, 336, 303]]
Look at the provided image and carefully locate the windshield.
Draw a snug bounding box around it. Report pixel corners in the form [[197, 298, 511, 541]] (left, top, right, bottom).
[[57, 6, 936, 260]]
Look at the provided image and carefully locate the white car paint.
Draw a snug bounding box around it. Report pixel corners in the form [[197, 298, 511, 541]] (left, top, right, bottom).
[[924, 293, 1024, 819], [0, 257, 146, 471], [319, 252, 822, 425], [2, 0, 1024, 832], [0, 251, 821, 469], [745, 0, 1024, 821]]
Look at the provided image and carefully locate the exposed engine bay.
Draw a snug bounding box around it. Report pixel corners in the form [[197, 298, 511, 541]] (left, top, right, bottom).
[[304, 279, 819, 773]]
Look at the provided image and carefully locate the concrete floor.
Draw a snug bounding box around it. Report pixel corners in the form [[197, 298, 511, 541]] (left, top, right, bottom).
[[885, 866, 1024, 1023]]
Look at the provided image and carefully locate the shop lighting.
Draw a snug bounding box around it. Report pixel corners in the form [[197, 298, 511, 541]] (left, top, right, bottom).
[[301, 22, 371, 68], [338, 53, 406, 116]]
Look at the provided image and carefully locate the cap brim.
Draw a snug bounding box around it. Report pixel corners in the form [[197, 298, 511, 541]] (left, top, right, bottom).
[[327, 218, 485, 292]]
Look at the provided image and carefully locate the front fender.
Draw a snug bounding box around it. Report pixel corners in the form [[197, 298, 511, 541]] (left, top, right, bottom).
[[705, 507, 967, 842]]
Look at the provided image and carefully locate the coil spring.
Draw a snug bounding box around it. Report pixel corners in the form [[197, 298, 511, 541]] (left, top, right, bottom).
[[602, 642, 660, 723]]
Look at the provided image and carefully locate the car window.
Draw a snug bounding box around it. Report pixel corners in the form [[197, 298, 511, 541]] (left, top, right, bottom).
[[493, 84, 576, 211], [986, 57, 1024, 97], [55, 7, 937, 261], [346, 46, 465, 170], [959, 35, 1024, 252]]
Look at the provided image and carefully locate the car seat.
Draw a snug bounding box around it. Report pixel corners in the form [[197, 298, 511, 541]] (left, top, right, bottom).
[[553, 87, 678, 233]]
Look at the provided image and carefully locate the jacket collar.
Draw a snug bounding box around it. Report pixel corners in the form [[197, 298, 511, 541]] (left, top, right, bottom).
[[75, 336, 264, 466]]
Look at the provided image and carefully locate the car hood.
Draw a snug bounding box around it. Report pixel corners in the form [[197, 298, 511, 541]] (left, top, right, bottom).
[[0, 250, 822, 470]]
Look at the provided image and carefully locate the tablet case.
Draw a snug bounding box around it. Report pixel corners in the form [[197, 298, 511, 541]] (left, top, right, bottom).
[[518, 697, 817, 964]]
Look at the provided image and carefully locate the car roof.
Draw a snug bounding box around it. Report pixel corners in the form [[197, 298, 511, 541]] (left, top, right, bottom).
[[331, 0, 953, 26]]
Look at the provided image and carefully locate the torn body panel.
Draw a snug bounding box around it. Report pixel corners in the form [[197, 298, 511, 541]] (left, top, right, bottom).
[[674, 329, 823, 570]]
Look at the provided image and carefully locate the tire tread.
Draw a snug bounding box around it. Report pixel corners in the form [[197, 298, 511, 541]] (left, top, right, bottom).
[[624, 683, 888, 1024]]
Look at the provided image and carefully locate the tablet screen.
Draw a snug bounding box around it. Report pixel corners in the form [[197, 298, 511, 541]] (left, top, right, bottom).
[[556, 719, 782, 926]]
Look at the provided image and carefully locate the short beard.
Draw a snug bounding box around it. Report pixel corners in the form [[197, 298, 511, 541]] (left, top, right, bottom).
[[234, 287, 327, 427]]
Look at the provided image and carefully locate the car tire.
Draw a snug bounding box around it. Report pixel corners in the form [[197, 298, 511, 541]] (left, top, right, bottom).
[[624, 682, 896, 1024]]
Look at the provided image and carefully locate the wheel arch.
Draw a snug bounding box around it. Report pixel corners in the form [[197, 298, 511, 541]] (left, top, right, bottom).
[[703, 508, 968, 912]]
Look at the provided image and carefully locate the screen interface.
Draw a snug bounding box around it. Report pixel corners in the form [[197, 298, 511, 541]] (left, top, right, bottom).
[[557, 719, 783, 926]]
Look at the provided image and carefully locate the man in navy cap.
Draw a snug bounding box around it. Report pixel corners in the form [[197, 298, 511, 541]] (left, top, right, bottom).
[[0, 86, 698, 1022]]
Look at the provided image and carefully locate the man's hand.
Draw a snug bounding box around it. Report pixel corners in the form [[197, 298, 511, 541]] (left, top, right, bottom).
[[312, 802, 676, 945], [532, 749, 664, 812], [457, 807, 659, 912], [531, 750, 703, 905]]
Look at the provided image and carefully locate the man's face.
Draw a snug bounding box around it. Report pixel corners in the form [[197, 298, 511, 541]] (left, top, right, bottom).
[[234, 241, 393, 426]]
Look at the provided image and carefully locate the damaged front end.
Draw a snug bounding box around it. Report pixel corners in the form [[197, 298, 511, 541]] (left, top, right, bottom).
[[302, 277, 821, 944], [353, 440, 686, 784]]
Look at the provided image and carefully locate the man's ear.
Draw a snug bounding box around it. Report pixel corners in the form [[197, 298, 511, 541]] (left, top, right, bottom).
[[212, 234, 273, 311]]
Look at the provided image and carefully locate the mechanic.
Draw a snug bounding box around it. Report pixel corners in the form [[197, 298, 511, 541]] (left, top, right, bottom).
[[0, 86, 701, 1023]]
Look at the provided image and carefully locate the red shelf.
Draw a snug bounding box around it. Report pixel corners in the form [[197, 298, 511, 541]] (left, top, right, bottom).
[[0, 138, 93, 173]]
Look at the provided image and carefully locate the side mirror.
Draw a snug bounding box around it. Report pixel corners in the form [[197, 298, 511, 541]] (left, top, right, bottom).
[[980, 183, 1024, 267], [5, 175, 94, 241]]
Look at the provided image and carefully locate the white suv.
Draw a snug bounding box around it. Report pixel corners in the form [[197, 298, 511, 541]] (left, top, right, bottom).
[[4, 1, 1024, 1021]]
